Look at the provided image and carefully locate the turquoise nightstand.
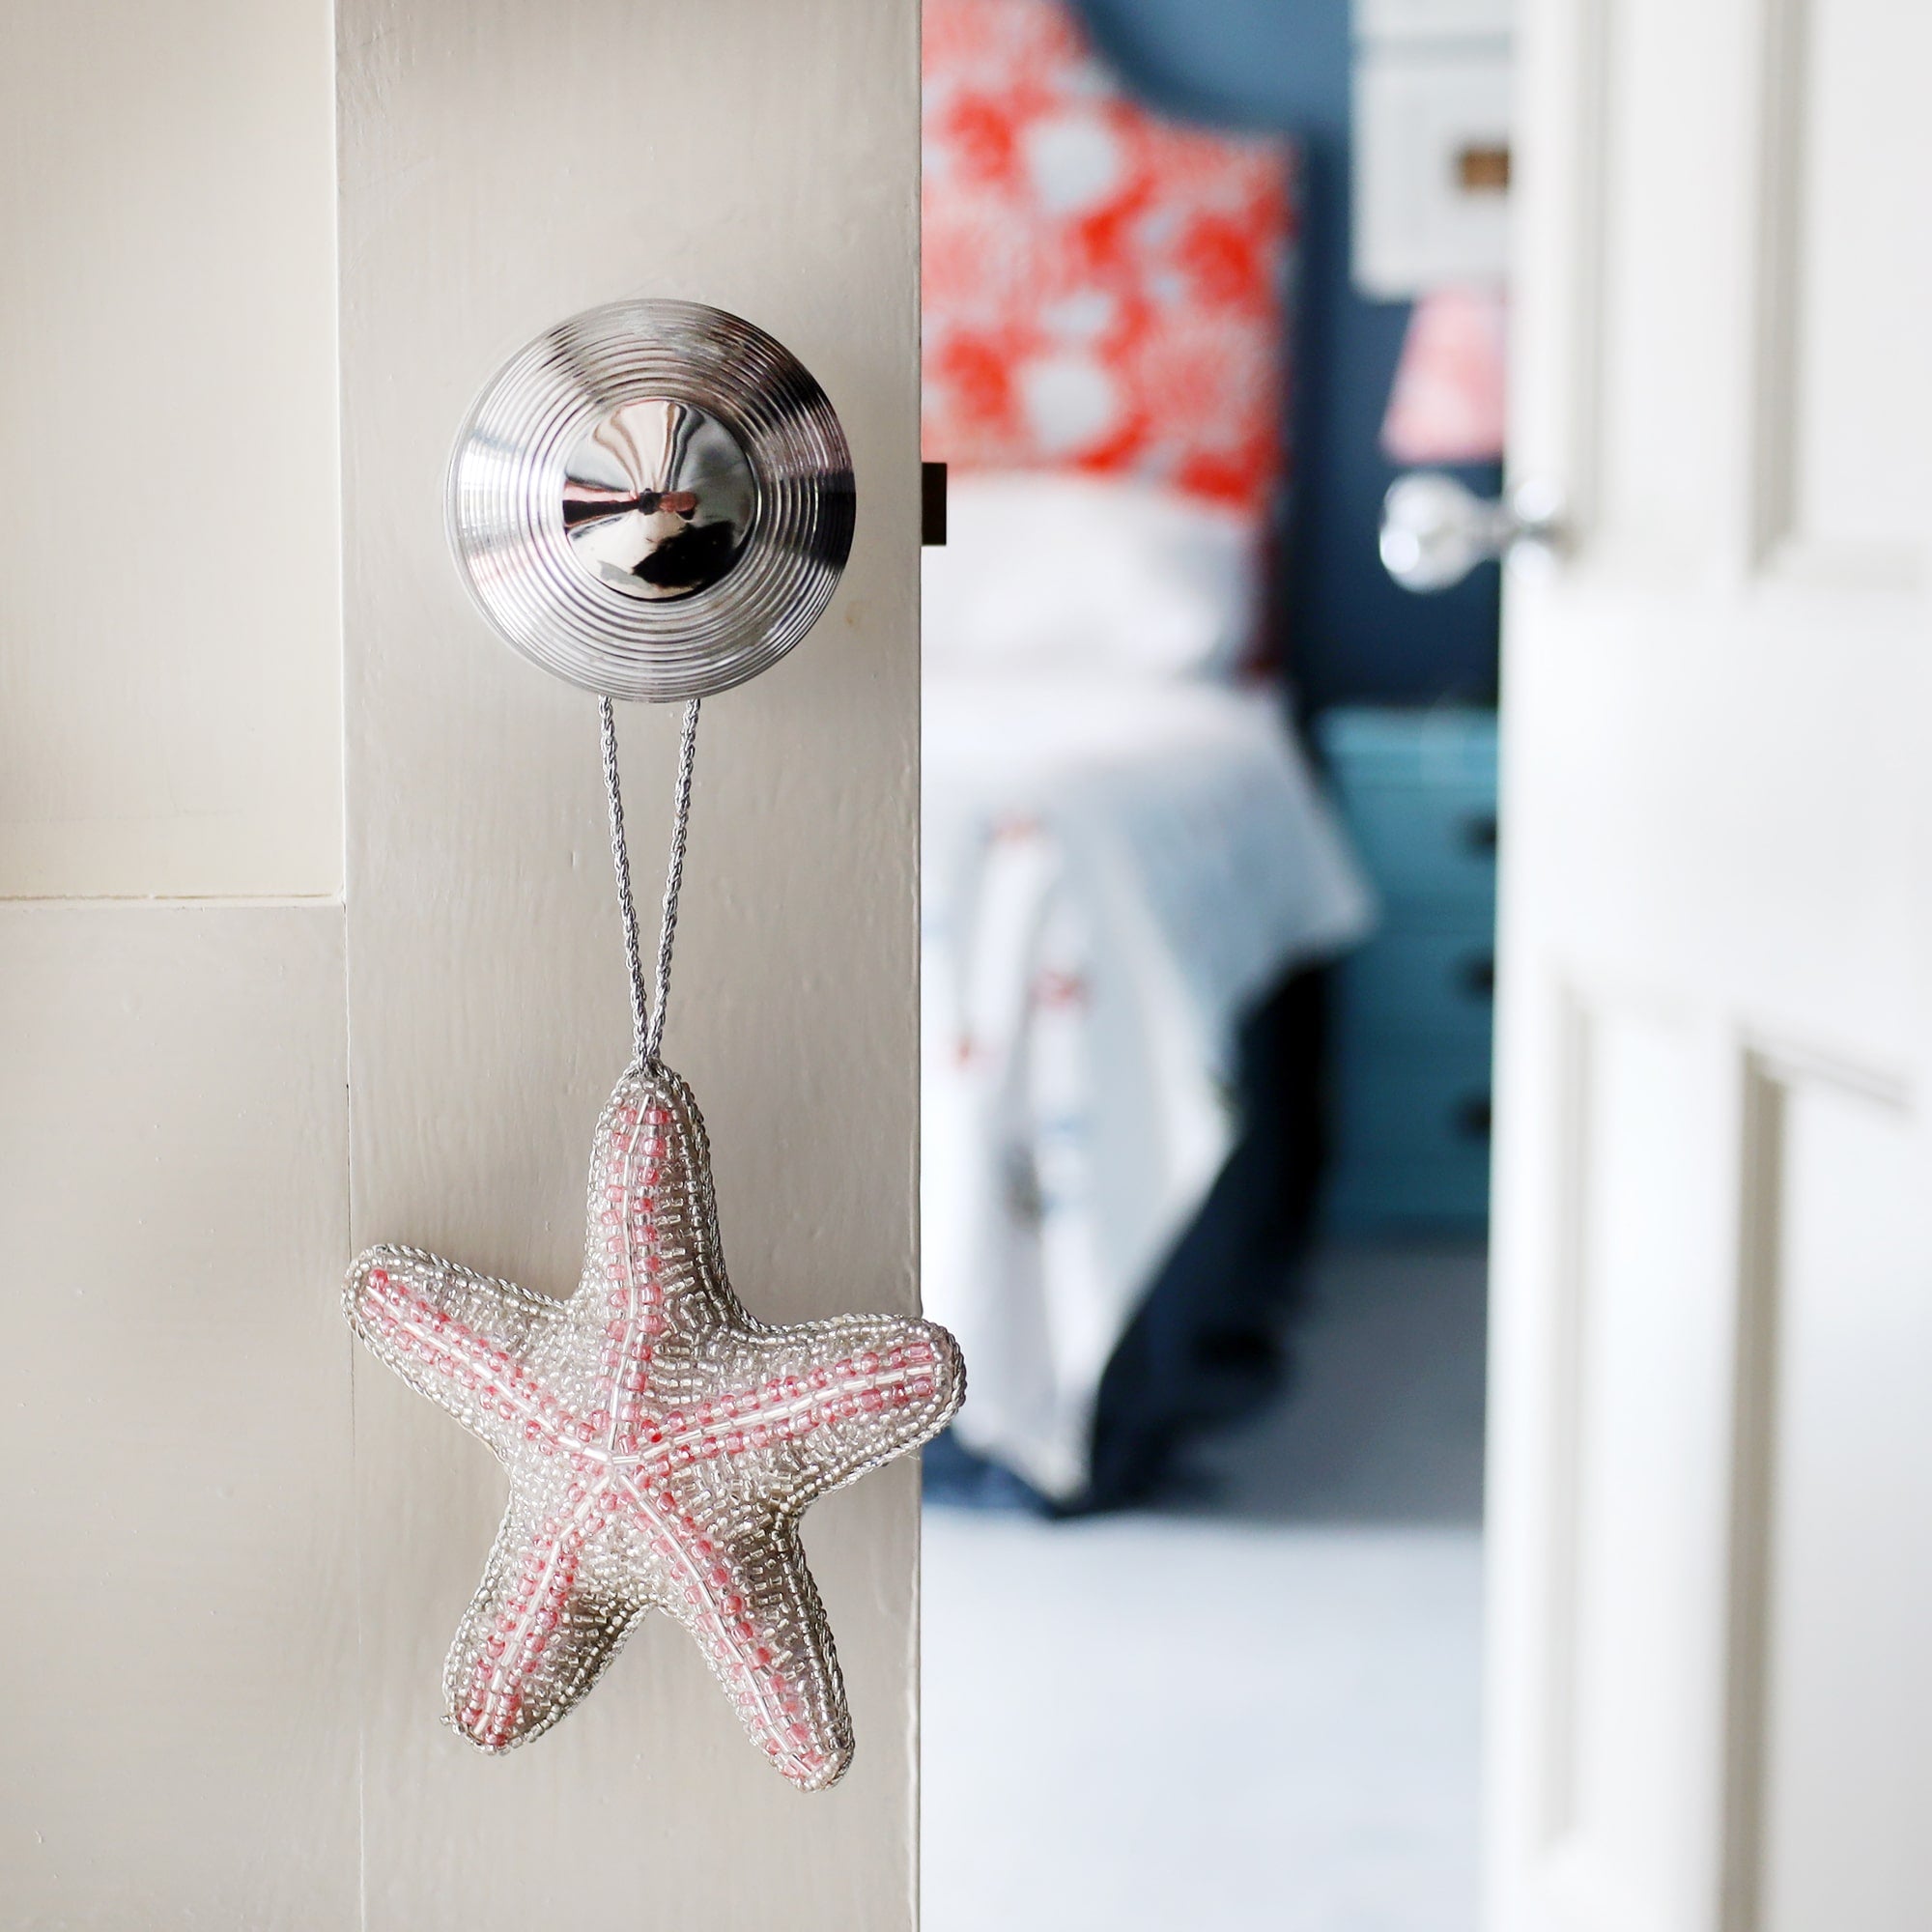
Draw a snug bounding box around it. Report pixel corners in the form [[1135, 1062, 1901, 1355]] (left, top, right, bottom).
[[1317, 706, 1498, 1232]]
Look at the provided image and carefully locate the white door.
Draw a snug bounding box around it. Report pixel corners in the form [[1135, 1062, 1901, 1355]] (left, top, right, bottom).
[[0, 3, 923, 1925], [1487, 3, 1931, 1930]]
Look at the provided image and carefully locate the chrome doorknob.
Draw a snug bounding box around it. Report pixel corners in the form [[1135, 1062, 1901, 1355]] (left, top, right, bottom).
[[447, 299, 854, 702], [1378, 472, 1565, 593]]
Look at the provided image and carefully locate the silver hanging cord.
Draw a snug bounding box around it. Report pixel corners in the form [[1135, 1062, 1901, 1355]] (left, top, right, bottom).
[[597, 694, 701, 1068], [647, 696, 701, 1065]]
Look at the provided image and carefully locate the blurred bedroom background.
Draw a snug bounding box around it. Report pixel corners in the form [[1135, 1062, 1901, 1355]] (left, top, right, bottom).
[[918, 0, 1510, 1924]]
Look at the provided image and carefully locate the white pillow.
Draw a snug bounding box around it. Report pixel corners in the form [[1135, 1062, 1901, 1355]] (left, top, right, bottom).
[[921, 471, 1262, 680]]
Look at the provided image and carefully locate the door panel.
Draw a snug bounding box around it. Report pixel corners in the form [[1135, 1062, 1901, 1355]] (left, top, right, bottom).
[[0, 3, 342, 901], [1490, 3, 1931, 1930], [1592, 0, 1735, 566], [0, 908, 355, 1923], [1741, 1065, 1932, 1932], [336, 3, 922, 1926], [1768, 0, 1925, 564], [1533, 998, 1729, 1929]]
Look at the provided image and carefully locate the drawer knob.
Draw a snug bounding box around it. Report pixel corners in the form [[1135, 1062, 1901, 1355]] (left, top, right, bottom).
[[1461, 811, 1498, 855]]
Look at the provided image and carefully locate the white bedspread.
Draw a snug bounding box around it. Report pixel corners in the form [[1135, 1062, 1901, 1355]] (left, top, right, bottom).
[[922, 674, 1373, 1498]]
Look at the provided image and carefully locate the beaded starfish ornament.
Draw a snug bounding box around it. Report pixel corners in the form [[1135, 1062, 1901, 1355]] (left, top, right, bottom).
[[347, 700, 963, 1785]]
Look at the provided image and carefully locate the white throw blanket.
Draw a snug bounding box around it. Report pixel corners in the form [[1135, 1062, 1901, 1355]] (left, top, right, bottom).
[[923, 674, 1373, 1498]]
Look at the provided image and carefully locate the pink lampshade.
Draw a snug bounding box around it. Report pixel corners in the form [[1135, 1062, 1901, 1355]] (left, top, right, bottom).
[[1380, 284, 1509, 467]]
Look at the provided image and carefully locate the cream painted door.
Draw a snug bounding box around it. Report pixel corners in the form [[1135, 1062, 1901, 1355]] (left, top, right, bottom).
[[1, 3, 922, 1926], [1486, 3, 1931, 1930]]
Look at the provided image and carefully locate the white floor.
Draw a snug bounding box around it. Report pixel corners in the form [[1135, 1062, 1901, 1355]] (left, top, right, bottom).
[[921, 1241, 1488, 1932]]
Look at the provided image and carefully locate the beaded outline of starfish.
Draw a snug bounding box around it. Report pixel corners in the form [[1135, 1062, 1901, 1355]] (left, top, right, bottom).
[[347, 1056, 963, 1788]]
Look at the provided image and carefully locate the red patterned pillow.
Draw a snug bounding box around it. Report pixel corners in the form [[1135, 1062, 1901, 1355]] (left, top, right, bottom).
[[923, 0, 1297, 518]]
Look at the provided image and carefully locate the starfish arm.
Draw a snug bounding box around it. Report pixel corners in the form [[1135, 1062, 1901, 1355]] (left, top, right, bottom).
[[734, 1312, 966, 1501], [442, 1488, 645, 1752], [624, 1483, 854, 1790], [345, 1245, 566, 1462], [570, 1066, 740, 1364]]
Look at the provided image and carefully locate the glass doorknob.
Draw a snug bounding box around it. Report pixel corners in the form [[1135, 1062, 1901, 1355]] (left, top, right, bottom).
[[1378, 472, 1565, 593]]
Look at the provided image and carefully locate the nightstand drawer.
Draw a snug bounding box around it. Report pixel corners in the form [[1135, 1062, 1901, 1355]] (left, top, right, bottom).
[[1326, 1044, 1493, 1230], [1333, 780, 1496, 914], [1318, 706, 1499, 916], [1334, 920, 1494, 1044], [1333, 1043, 1493, 1159]]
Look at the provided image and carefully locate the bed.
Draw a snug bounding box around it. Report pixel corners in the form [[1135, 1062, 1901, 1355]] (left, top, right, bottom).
[[921, 0, 1372, 1506]]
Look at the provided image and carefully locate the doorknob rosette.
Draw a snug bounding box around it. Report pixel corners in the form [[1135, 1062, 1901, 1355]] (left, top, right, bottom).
[[447, 299, 855, 702]]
